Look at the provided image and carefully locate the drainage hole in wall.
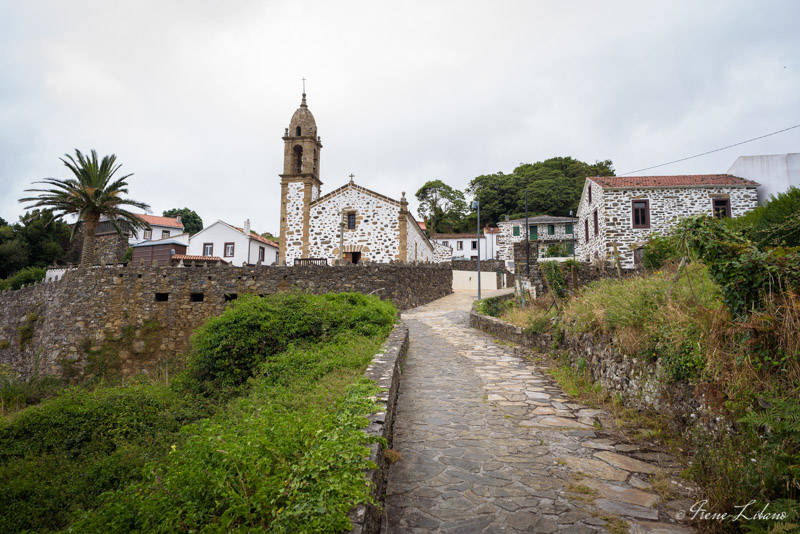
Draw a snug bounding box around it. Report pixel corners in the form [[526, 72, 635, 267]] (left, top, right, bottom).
[[190, 293, 204, 302], [155, 293, 169, 302], [224, 293, 238, 302]]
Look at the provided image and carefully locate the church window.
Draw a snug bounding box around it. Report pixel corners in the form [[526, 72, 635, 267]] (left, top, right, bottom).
[[293, 145, 303, 173], [347, 213, 356, 229], [296, 126, 301, 136], [593, 210, 599, 236]]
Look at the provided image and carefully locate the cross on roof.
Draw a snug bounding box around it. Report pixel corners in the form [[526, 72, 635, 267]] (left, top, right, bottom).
[[349, 173, 355, 183]]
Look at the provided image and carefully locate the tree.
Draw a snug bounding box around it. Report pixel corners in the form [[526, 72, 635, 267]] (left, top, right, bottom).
[[467, 157, 615, 226], [19, 149, 151, 268], [163, 207, 203, 235], [415, 180, 467, 235]]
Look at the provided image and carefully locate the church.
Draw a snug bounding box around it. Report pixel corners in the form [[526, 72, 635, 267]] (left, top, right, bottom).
[[278, 93, 436, 265]]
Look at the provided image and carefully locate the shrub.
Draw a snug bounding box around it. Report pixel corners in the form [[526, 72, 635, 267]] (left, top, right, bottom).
[[476, 296, 511, 317], [545, 243, 570, 258], [0, 266, 46, 291], [540, 260, 567, 298], [185, 292, 396, 393], [641, 233, 680, 270]]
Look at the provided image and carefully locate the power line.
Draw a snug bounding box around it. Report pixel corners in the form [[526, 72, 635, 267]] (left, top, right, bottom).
[[620, 123, 800, 175]]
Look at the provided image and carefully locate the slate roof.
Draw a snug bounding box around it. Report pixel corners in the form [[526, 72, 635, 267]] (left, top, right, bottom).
[[588, 174, 759, 188]]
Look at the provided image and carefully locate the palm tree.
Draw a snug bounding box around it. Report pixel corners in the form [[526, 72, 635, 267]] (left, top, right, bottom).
[[19, 149, 151, 268]]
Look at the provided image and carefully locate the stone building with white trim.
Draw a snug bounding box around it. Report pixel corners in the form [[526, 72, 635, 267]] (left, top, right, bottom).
[[576, 174, 760, 269], [496, 215, 578, 263], [278, 93, 435, 265]]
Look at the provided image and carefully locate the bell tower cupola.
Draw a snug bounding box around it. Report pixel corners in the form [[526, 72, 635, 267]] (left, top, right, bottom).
[[279, 91, 324, 264]]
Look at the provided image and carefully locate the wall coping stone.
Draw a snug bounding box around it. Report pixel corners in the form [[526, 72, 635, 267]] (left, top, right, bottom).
[[345, 321, 409, 534]]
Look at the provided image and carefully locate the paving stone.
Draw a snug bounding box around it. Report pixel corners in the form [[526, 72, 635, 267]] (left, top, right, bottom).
[[594, 451, 664, 475], [595, 498, 660, 520], [382, 291, 694, 533], [629, 521, 694, 533]]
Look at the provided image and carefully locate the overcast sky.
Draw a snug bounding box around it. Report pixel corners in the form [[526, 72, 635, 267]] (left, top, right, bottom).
[[2, 0, 799, 234]]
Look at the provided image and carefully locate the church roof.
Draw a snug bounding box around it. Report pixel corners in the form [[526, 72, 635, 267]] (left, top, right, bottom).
[[312, 180, 402, 207], [289, 93, 317, 135]]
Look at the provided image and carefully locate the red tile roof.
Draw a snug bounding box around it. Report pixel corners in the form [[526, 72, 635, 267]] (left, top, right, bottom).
[[232, 226, 279, 247], [432, 233, 481, 239], [418, 221, 427, 230], [171, 254, 225, 262], [137, 214, 185, 228], [588, 174, 759, 188]]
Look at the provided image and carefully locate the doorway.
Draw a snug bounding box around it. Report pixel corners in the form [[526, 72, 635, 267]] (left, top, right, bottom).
[[344, 252, 361, 264]]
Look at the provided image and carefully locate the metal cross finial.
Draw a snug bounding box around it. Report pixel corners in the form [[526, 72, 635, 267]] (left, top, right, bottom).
[[302, 77, 306, 93], [349, 173, 355, 183]]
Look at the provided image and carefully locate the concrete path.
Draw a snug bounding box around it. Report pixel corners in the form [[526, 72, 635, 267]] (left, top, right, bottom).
[[383, 290, 694, 534]]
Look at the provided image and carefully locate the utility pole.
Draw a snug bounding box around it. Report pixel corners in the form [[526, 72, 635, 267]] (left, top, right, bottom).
[[472, 200, 481, 300], [525, 190, 530, 277]]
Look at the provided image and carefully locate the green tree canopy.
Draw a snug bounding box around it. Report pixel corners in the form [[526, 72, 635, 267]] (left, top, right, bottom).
[[19, 149, 151, 268], [163, 207, 203, 235], [467, 157, 615, 226], [415, 180, 467, 235], [0, 210, 78, 278]]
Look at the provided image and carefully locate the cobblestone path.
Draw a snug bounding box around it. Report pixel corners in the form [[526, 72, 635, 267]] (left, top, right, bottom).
[[383, 291, 695, 534]]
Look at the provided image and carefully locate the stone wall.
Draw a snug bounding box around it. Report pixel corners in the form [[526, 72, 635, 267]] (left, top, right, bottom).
[[347, 323, 409, 534], [431, 241, 453, 263], [0, 263, 452, 381]]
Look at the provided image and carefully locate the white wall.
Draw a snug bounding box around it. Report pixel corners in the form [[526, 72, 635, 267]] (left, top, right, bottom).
[[727, 154, 800, 204], [188, 222, 249, 265], [452, 270, 498, 291]]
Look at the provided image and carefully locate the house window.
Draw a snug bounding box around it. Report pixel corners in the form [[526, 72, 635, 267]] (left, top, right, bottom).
[[529, 225, 537, 240], [632, 199, 650, 228], [548, 224, 555, 236], [347, 213, 356, 229], [143, 229, 152, 240], [712, 198, 731, 218], [259, 246, 265, 262], [161, 230, 170, 239], [593, 210, 599, 236], [224, 242, 235, 257], [512, 226, 520, 237], [457, 241, 464, 250], [584, 219, 589, 242], [471, 240, 477, 250], [588, 184, 592, 204], [565, 223, 573, 234], [203, 243, 213, 256], [442, 241, 449, 246]]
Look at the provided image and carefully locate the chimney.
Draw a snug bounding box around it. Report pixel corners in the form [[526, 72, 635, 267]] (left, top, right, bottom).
[[176, 214, 182, 224], [244, 219, 251, 235]]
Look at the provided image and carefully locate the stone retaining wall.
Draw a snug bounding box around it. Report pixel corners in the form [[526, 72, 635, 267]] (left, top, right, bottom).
[[470, 304, 711, 432], [0, 264, 451, 381], [346, 323, 409, 534]]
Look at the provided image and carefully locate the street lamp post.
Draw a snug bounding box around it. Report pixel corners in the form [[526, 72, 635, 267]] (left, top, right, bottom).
[[525, 190, 530, 277], [570, 210, 576, 260], [472, 200, 481, 300]]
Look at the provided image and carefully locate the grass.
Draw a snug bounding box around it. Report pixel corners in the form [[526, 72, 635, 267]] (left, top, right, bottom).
[[0, 292, 397, 534]]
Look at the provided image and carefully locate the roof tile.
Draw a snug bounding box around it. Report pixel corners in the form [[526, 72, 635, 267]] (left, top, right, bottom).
[[588, 174, 759, 188]]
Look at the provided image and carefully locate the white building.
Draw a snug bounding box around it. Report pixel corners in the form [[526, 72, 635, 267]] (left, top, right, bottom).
[[188, 220, 279, 266], [727, 153, 800, 204], [576, 174, 760, 269], [278, 93, 435, 264], [128, 214, 185, 244], [496, 216, 578, 262], [430, 227, 500, 261]]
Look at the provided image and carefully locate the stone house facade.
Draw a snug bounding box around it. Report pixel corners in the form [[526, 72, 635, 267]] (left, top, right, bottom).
[[497, 215, 578, 264], [576, 174, 760, 269], [279, 93, 435, 265]]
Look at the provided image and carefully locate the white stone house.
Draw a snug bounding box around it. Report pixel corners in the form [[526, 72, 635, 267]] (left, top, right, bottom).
[[496, 215, 578, 262], [278, 93, 435, 265], [576, 174, 760, 269], [188, 220, 280, 266]]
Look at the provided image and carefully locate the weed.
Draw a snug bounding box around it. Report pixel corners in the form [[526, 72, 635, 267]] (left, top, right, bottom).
[[384, 449, 403, 464]]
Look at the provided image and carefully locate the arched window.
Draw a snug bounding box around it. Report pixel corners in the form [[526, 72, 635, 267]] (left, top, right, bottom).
[[293, 145, 303, 173], [296, 126, 301, 136]]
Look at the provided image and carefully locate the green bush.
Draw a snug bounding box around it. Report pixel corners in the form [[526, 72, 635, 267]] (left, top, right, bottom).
[[0, 384, 201, 533], [71, 338, 387, 533], [0, 266, 46, 291], [641, 233, 680, 270], [185, 292, 396, 393], [476, 296, 511, 317], [540, 261, 567, 298]]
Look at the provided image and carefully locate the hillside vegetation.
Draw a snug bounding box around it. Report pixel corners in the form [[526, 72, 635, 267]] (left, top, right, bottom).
[[0, 292, 395, 533]]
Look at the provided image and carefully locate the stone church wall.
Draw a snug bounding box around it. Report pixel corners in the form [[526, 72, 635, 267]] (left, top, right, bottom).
[[283, 182, 307, 264], [0, 263, 452, 381], [308, 186, 402, 263], [405, 216, 434, 263]]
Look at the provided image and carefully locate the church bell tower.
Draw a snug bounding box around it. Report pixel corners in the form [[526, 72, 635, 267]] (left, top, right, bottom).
[[279, 92, 323, 264]]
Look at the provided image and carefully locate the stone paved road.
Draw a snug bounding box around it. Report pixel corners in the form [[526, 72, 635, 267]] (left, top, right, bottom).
[[383, 290, 695, 534]]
